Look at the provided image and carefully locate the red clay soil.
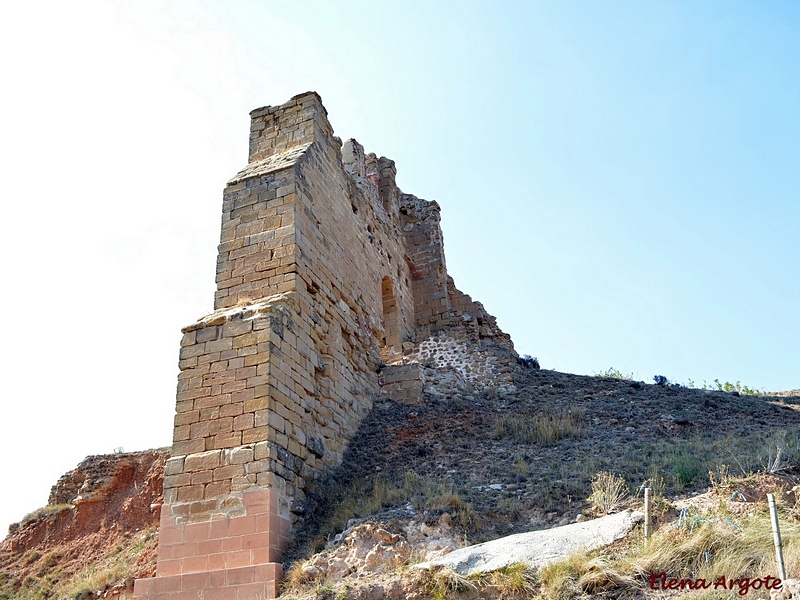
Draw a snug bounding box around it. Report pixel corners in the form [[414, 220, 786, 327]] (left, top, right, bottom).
[[0, 450, 168, 599]]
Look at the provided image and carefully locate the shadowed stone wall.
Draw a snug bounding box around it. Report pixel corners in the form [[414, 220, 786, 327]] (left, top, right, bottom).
[[134, 92, 519, 600]]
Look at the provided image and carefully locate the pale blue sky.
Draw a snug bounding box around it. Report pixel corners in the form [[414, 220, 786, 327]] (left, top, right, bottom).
[[0, 0, 797, 532]]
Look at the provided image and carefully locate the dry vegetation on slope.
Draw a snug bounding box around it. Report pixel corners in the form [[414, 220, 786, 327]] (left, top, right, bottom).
[[0, 450, 168, 600], [280, 367, 800, 599], [3, 369, 800, 600], [289, 367, 800, 557]]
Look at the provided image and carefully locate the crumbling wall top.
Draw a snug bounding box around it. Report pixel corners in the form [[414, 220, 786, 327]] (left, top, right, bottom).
[[248, 91, 335, 164]]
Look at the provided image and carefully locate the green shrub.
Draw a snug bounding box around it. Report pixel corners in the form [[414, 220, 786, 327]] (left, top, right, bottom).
[[595, 368, 633, 380]]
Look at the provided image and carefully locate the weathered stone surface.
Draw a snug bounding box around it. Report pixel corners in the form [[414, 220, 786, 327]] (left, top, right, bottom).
[[183, 450, 221, 473], [417, 510, 644, 574], [138, 91, 522, 600], [162, 92, 519, 521], [297, 520, 459, 583]]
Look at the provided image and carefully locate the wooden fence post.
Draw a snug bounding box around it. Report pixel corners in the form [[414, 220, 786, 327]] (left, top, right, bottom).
[[768, 493, 787, 582]]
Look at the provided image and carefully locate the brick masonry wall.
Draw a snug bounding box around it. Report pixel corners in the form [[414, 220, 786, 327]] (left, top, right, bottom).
[[378, 364, 424, 403], [133, 489, 285, 600], [135, 92, 520, 599]]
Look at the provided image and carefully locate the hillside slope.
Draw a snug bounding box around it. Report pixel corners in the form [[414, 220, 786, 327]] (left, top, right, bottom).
[[2, 369, 799, 599], [0, 450, 168, 600], [290, 367, 800, 557]]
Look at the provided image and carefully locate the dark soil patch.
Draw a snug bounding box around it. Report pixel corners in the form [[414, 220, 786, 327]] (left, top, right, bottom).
[[288, 368, 800, 563]]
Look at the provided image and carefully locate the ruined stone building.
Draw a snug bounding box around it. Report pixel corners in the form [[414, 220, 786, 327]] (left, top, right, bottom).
[[133, 92, 517, 599]]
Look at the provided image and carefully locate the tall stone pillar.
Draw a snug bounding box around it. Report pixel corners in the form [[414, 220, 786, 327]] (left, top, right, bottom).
[[131, 92, 331, 600]]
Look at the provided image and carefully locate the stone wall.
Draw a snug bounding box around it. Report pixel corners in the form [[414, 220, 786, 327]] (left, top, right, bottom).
[[135, 91, 519, 600], [378, 364, 425, 404]]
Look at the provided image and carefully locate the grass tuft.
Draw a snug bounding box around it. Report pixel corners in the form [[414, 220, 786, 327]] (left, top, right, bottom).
[[595, 368, 634, 380], [494, 406, 585, 445], [19, 504, 73, 526], [484, 562, 538, 598], [587, 471, 629, 515], [417, 566, 476, 600], [0, 529, 156, 600]]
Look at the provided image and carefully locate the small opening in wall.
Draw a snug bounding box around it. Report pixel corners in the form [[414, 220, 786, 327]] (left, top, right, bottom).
[[380, 276, 400, 363]]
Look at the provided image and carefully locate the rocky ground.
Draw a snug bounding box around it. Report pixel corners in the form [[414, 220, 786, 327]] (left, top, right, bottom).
[[279, 368, 800, 599], [288, 367, 800, 559], [2, 367, 799, 599]]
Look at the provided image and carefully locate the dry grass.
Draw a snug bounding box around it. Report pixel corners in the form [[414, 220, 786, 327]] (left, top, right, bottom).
[[0, 530, 155, 600], [279, 478, 800, 600], [18, 504, 73, 527], [538, 493, 800, 599], [416, 565, 476, 600], [66, 530, 155, 598], [587, 471, 629, 515], [494, 406, 585, 445], [298, 470, 478, 557], [539, 553, 591, 600], [482, 562, 538, 598], [637, 467, 673, 517], [281, 561, 317, 592]]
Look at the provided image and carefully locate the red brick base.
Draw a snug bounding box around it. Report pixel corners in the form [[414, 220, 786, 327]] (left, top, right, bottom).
[[133, 489, 288, 600]]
